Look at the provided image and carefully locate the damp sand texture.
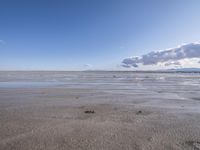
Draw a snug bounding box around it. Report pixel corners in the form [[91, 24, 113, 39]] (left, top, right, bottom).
[[0, 71, 200, 150]]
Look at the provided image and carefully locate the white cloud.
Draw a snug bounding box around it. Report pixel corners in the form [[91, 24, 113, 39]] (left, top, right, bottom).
[[122, 42, 200, 68]]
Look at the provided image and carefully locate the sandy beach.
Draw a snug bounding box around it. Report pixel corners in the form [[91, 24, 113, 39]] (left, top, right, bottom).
[[0, 71, 200, 150]]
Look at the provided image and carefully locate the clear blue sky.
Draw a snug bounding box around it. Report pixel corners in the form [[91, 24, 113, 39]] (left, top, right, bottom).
[[1, 0, 200, 70]]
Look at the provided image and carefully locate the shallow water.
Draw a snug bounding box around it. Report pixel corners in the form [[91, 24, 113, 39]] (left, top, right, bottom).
[[0, 81, 65, 88], [0, 71, 199, 89]]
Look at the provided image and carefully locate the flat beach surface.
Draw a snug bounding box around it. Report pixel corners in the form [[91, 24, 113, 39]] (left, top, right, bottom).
[[0, 71, 200, 150]]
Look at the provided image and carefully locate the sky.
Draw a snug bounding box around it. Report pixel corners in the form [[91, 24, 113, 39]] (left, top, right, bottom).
[[1, 0, 200, 70]]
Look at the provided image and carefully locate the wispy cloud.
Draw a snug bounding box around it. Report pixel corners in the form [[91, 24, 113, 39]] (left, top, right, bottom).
[[122, 42, 200, 68], [0, 40, 6, 45], [121, 64, 131, 68], [84, 64, 92, 68]]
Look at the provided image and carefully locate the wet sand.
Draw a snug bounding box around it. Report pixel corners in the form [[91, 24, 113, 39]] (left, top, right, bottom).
[[0, 71, 200, 150]]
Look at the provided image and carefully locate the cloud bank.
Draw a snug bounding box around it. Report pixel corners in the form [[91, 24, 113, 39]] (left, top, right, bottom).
[[164, 61, 181, 66], [122, 42, 200, 68]]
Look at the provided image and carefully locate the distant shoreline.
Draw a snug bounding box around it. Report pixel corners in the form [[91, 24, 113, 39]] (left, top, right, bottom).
[[0, 70, 200, 73]]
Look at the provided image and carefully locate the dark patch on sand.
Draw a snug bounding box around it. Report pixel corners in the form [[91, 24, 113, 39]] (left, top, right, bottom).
[[192, 97, 200, 101], [136, 110, 142, 115], [84, 110, 95, 114], [113, 75, 117, 78]]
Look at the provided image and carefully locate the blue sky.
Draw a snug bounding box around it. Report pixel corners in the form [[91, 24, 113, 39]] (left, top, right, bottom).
[[1, 0, 200, 70]]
